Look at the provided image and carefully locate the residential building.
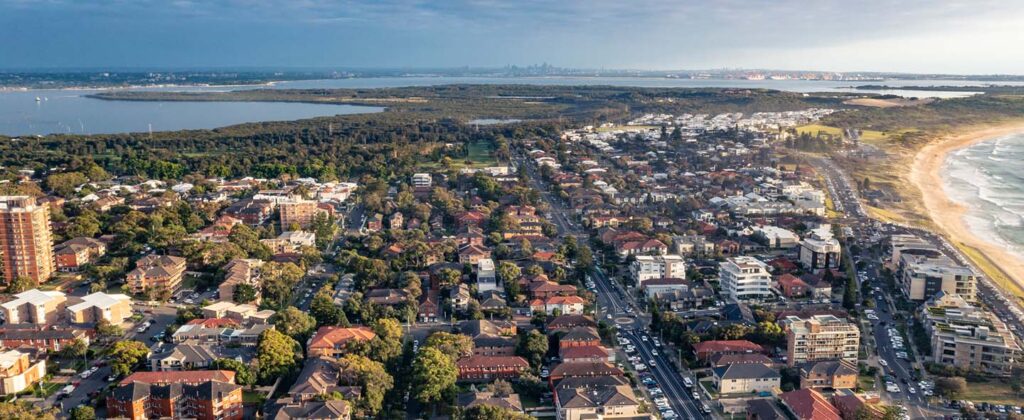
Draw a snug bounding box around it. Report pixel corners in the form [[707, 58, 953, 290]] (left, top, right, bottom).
[[693, 340, 764, 363], [279, 199, 328, 228], [150, 342, 249, 371], [798, 225, 841, 273], [777, 274, 809, 298], [411, 173, 432, 188], [307, 326, 376, 358], [778, 388, 841, 420], [553, 378, 643, 420], [798, 360, 858, 390], [450, 283, 472, 312], [66, 291, 133, 324], [783, 315, 860, 366], [0, 325, 91, 351], [920, 292, 1021, 375], [1, 288, 66, 325], [171, 323, 272, 346], [0, 196, 55, 284], [752, 226, 800, 249], [0, 349, 45, 395], [107, 371, 243, 420], [457, 391, 524, 414], [746, 398, 789, 420], [261, 231, 316, 254], [641, 278, 691, 299], [629, 254, 686, 286], [218, 259, 264, 304], [53, 237, 106, 272], [711, 363, 781, 395], [456, 355, 530, 382], [476, 258, 498, 293], [558, 327, 602, 349], [274, 401, 351, 420], [720, 256, 773, 302], [201, 301, 274, 323], [461, 319, 516, 357], [898, 253, 977, 302], [126, 254, 187, 295], [530, 295, 585, 315]]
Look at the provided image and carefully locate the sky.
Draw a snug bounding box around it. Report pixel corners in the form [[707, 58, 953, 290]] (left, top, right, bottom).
[[2, 0, 1024, 74]]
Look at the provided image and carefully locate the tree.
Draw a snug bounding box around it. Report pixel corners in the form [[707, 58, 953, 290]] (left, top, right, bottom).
[[260, 262, 305, 310], [424, 332, 474, 361], [109, 340, 150, 377], [337, 354, 394, 415], [256, 328, 302, 384], [460, 405, 532, 420], [273, 306, 317, 341], [311, 289, 348, 327], [843, 276, 857, 310], [70, 406, 95, 420], [212, 358, 256, 386], [66, 212, 102, 238], [60, 338, 89, 359], [0, 401, 56, 420], [233, 283, 259, 304], [934, 376, 967, 399], [881, 405, 906, 420], [516, 329, 549, 368], [95, 319, 125, 340], [368, 318, 404, 363], [411, 347, 457, 405], [7, 276, 35, 293], [45, 172, 88, 197]]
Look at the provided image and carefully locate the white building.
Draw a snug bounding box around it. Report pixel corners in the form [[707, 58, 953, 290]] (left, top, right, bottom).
[[752, 226, 800, 249], [720, 256, 772, 302], [798, 225, 841, 272], [630, 255, 686, 286], [477, 258, 498, 293], [0, 289, 67, 325], [898, 254, 977, 302], [411, 173, 432, 188]]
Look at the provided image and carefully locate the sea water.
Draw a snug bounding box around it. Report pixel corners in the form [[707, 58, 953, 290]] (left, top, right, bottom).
[[944, 133, 1024, 257]]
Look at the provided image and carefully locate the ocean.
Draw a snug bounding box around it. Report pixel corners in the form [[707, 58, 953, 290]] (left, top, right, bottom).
[[944, 133, 1024, 258]]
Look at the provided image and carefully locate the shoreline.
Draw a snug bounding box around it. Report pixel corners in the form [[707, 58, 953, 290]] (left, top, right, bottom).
[[908, 121, 1024, 298]]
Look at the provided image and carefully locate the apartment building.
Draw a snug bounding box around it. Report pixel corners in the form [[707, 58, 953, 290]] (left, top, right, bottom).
[[629, 254, 686, 286], [920, 292, 1021, 375], [782, 315, 860, 366], [719, 256, 772, 302], [279, 199, 329, 228], [54, 237, 107, 272], [0, 196, 55, 284], [107, 371, 243, 420], [0, 288, 66, 325], [798, 225, 841, 273], [0, 349, 46, 395], [126, 254, 187, 295], [411, 173, 433, 188], [898, 253, 977, 302], [66, 291, 133, 324], [218, 259, 264, 304]]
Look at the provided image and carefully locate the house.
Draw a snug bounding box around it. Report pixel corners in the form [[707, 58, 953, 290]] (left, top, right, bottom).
[[0, 325, 91, 351], [450, 283, 472, 312], [830, 392, 884, 420], [218, 259, 264, 304], [457, 391, 524, 414], [126, 254, 187, 295], [530, 295, 585, 315], [693, 340, 764, 363], [708, 353, 774, 368], [641, 278, 691, 299], [558, 327, 601, 349], [54, 237, 107, 271], [548, 362, 623, 384], [107, 371, 243, 420], [171, 324, 272, 346], [456, 355, 530, 382], [777, 274, 809, 298], [476, 258, 498, 293], [389, 212, 404, 230], [201, 301, 274, 324], [274, 401, 351, 420], [458, 244, 492, 264], [66, 291, 133, 324], [365, 288, 410, 306], [547, 315, 598, 333], [711, 363, 780, 395], [0, 289, 66, 325], [221, 199, 274, 225], [0, 349, 46, 395], [461, 320, 516, 356], [559, 345, 613, 363], [778, 388, 842, 420], [286, 357, 355, 402], [150, 342, 249, 371], [307, 326, 376, 358], [553, 378, 643, 420], [526, 280, 577, 299], [746, 398, 789, 420], [798, 360, 858, 390]]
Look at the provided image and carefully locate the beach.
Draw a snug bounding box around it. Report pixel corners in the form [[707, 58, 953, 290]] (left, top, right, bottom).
[[909, 121, 1024, 297]]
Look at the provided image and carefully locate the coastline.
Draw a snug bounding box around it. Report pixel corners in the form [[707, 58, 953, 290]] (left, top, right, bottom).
[[909, 121, 1024, 298]]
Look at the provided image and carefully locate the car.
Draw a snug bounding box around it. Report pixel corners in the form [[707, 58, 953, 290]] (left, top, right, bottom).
[[606, 313, 613, 320], [651, 350, 658, 356], [908, 387, 916, 394], [641, 335, 648, 342], [648, 359, 656, 367], [540, 369, 550, 378], [692, 391, 700, 399], [683, 378, 693, 388], [878, 359, 888, 367], [702, 404, 712, 414], [107, 375, 117, 382]]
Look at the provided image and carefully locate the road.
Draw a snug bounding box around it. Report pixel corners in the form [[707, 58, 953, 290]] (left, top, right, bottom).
[[517, 153, 709, 419]]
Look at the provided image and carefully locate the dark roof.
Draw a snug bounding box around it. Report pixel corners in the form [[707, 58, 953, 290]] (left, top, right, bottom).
[[746, 398, 788, 420], [274, 401, 350, 420], [712, 363, 780, 381], [798, 359, 858, 378]]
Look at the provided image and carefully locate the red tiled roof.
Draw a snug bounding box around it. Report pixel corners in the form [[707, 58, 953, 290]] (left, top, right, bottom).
[[456, 355, 529, 370], [779, 389, 842, 420], [693, 340, 763, 355], [186, 318, 241, 328], [121, 370, 236, 386], [559, 345, 611, 359], [308, 326, 376, 350]]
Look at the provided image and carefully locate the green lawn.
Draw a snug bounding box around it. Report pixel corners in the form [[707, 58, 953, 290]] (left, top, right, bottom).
[[962, 380, 1024, 405], [243, 390, 266, 404], [419, 141, 498, 170], [858, 374, 876, 392], [34, 381, 63, 397]]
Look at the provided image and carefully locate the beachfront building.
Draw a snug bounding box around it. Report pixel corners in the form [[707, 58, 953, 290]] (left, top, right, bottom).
[[798, 225, 841, 273], [782, 314, 860, 367], [920, 292, 1020, 375], [897, 253, 977, 302], [720, 256, 772, 302]]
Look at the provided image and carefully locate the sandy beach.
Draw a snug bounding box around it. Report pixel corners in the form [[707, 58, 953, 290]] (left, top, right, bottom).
[[909, 121, 1024, 297]]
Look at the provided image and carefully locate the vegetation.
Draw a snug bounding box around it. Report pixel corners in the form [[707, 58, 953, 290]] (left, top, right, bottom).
[[255, 328, 302, 384], [109, 340, 150, 377], [411, 347, 457, 405]]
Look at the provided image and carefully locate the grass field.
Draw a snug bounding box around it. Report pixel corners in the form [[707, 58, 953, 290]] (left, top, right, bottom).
[[419, 141, 497, 170], [958, 244, 1024, 300], [962, 379, 1024, 405], [796, 124, 843, 138], [858, 374, 876, 392]]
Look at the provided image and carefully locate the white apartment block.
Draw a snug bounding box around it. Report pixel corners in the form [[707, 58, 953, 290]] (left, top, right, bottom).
[[898, 254, 977, 302], [782, 314, 860, 367], [630, 254, 686, 286], [411, 173, 432, 188], [798, 225, 841, 272], [920, 292, 1020, 375], [719, 256, 772, 302]]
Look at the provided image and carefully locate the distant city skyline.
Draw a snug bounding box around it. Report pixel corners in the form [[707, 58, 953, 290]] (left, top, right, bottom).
[[2, 0, 1024, 74]]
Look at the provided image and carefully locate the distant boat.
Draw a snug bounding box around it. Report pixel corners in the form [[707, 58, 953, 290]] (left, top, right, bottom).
[[35, 97, 41, 102]]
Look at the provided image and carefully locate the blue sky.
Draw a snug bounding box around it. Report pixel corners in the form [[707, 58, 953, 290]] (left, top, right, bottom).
[[2, 0, 1024, 74]]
